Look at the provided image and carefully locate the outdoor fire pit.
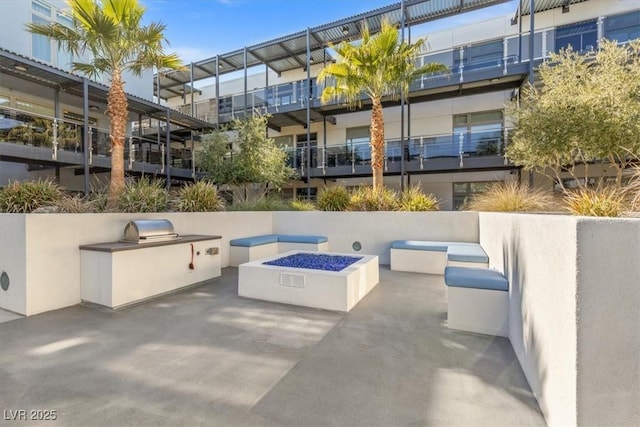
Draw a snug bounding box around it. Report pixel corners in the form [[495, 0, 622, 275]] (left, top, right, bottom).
[[238, 251, 379, 312]]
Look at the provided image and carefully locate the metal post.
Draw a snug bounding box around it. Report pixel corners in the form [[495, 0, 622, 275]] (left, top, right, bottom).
[[528, 0, 535, 84], [322, 116, 327, 174], [306, 27, 312, 199], [244, 47, 248, 116], [190, 62, 195, 117], [518, 3, 523, 62], [528, 0, 535, 188], [215, 55, 220, 125], [165, 108, 171, 191], [407, 23, 411, 144], [53, 89, 60, 160], [265, 63, 269, 111], [82, 78, 90, 195], [400, 0, 406, 192]]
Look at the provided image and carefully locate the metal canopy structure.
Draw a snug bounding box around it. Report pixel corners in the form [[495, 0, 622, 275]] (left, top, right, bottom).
[[518, 0, 589, 16], [0, 48, 214, 131], [155, 0, 512, 100]]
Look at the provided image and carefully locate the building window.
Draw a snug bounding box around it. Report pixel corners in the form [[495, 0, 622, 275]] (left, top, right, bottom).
[[555, 20, 598, 53], [604, 10, 640, 44], [56, 11, 74, 69], [453, 110, 503, 157], [32, 0, 51, 17], [453, 181, 497, 210], [296, 187, 317, 200], [31, 14, 51, 63]]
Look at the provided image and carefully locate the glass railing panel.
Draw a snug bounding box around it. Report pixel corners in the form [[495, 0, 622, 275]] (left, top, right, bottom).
[[0, 107, 54, 147], [57, 121, 83, 152], [325, 145, 351, 167], [385, 140, 402, 162], [422, 134, 458, 158], [92, 128, 111, 157], [351, 141, 371, 165], [461, 129, 503, 157]]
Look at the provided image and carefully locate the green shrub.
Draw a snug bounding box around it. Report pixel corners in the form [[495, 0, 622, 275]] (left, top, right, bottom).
[[86, 187, 108, 213], [317, 186, 351, 211], [349, 185, 398, 211], [564, 186, 626, 217], [398, 186, 439, 211], [175, 181, 225, 212], [465, 181, 556, 212], [57, 194, 96, 213], [227, 195, 291, 211], [0, 179, 63, 213], [117, 177, 168, 213], [289, 200, 316, 211]]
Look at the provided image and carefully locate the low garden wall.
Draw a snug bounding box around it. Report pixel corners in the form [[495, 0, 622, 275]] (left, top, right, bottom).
[[0, 212, 273, 316], [479, 213, 640, 426], [272, 211, 480, 265], [0, 211, 480, 315]]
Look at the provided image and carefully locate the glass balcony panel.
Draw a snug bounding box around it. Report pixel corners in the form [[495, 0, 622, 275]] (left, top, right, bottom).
[[58, 121, 82, 152], [423, 134, 458, 158], [385, 140, 402, 162], [0, 107, 54, 148], [93, 128, 111, 156]]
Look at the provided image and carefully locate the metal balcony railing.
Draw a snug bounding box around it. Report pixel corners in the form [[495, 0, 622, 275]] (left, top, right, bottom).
[[0, 106, 195, 175], [282, 128, 510, 174]]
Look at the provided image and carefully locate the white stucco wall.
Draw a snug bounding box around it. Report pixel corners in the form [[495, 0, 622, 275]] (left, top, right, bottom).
[[479, 213, 578, 426], [0, 212, 273, 316], [478, 213, 640, 426], [574, 219, 640, 426], [0, 214, 27, 315], [272, 211, 480, 265]]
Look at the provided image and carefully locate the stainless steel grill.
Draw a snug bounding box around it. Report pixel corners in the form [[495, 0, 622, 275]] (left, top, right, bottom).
[[123, 219, 179, 243]]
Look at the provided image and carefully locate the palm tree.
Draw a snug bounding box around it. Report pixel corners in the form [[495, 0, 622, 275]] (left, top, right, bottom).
[[318, 20, 447, 189], [28, 0, 182, 207]]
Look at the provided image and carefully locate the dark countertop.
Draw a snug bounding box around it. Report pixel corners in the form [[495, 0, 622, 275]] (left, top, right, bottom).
[[79, 235, 221, 253]]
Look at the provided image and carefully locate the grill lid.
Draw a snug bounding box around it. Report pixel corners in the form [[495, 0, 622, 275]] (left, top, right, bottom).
[[123, 219, 178, 243]]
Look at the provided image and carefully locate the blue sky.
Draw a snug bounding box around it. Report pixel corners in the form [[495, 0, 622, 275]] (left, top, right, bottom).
[[141, 0, 519, 64]]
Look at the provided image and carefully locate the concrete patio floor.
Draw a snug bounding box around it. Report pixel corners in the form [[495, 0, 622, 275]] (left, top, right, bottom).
[[0, 267, 545, 426]]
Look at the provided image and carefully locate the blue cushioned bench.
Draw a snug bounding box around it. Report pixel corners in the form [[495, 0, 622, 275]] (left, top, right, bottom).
[[229, 234, 329, 266], [390, 240, 489, 274], [444, 266, 509, 336]]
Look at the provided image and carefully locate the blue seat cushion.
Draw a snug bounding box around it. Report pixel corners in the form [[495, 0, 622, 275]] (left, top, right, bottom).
[[447, 244, 489, 263], [230, 234, 279, 247], [278, 235, 327, 244], [391, 240, 450, 252], [444, 267, 508, 291]]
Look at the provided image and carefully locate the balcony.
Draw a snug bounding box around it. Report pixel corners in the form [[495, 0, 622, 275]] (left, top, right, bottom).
[[284, 128, 509, 178], [0, 106, 195, 179]]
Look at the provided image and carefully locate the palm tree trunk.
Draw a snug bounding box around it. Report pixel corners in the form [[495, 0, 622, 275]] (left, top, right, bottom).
[[370, 97, 384, 190], [106, 70, 128, 209]]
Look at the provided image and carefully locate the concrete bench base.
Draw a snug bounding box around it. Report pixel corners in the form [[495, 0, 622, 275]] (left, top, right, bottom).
[[444, 266, 509, 337], [446, 286, 508, 337], [390, 241, 488, 275], [390, 248, 446, 274], [229, 235, 329, 267]]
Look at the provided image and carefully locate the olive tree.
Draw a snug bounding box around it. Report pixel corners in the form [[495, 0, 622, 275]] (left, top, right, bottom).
[[507, 40, 640, 188], [197, 114, 296, 202]]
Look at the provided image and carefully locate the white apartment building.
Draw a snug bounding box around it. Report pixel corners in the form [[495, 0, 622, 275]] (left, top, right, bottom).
[[1, 0, 639, 208], [161, 0, 640, 209]]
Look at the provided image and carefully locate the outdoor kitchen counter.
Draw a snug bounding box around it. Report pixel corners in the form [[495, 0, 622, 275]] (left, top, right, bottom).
[[80, 235, 222, 309], [79, 235, 221, 252]]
